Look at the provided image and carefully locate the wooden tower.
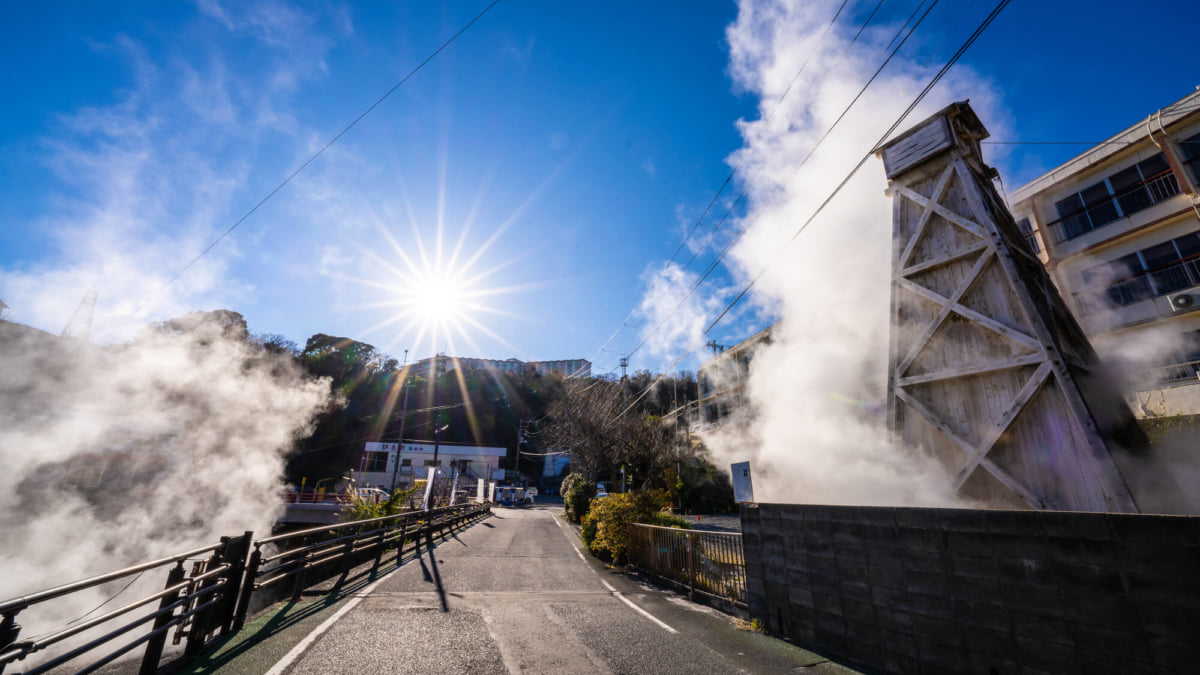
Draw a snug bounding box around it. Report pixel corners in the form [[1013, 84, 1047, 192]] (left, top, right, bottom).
[[878, 102, 1145, 512]]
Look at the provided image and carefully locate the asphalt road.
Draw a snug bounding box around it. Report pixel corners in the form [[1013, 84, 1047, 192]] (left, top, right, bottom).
[[201, 506, 852, 675]]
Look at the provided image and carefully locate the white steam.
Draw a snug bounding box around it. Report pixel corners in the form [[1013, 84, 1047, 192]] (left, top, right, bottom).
[[643, 0, 1012, 505], [0, 320, 328, 638]]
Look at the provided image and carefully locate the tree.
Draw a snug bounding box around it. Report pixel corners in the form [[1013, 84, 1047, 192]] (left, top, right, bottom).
[[541, 379, 678, 492]]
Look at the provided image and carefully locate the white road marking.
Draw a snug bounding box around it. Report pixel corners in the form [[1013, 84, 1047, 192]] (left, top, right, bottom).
[[613, 592, 678, 634], [264, 575, 388, 675], [551, 511, 677, 635]]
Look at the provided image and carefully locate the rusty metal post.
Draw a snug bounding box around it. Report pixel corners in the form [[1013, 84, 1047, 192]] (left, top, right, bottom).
[[140, 563, 185, 675], [394, 518, 410, 566], [291, 550, 309, 600], [372, 525, 387, 571], [217, 531, 253, 635], [232, 545, 262, 632]]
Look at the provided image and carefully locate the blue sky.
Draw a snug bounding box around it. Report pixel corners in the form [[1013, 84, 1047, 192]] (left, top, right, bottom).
[[1, 0, 1197, 375]]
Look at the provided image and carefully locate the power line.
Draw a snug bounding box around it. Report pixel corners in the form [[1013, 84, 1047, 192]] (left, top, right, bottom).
[[609, 0, 1012, 425], [621, 0, 944, 364], [163, 0, 503, 287]]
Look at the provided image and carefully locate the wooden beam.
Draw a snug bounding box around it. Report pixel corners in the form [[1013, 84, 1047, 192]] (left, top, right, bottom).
[[895, 251, 994, 378], [899, 165, 957, 268], [899, 353, 1044, 386], [977, 458, 1046, 509], [953, 361, 1053, 490], [894, 184, 984, 238], [897, 278, 1042, 351], [893, 387, 976, 456], [900, 242, 988, 277]]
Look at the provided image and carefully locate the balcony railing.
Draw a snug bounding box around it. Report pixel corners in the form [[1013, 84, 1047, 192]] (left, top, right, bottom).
[[1047, 171, 1181, 244], [1134, 358, 1200, 391], [1074, 258, 1200, 313]]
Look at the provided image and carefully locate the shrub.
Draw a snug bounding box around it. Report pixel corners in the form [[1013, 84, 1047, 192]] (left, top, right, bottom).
[[561, 472, 595, 523], [581, 489, 673, 563], [339, 485, 419, 523]]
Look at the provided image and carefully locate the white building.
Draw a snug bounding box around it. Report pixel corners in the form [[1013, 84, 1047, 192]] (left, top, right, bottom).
[[357, 441, 507, 489], [1008, 88, 1200, 417], [407, 354, 591, 380]]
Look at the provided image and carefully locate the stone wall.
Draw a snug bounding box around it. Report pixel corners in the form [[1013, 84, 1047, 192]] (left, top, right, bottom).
[[740, 503, 1198, 674]]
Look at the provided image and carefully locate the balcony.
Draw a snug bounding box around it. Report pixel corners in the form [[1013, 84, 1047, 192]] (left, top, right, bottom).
[[1048, 171, 1181, 244]]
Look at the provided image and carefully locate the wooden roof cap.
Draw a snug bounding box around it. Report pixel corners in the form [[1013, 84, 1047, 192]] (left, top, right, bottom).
[[876, 101, 989, 180]]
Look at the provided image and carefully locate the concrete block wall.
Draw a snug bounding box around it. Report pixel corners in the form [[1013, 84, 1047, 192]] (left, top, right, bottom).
[[740, 504, 1199, 674]]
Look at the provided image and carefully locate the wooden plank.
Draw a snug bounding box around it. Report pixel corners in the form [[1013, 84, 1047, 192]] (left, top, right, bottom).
[[977, 458, 1046, 509], [952, 361, 1053, 490], [897, 278, 1042, 351], [895, 250, 992, 378], [899, 165, 957, 268], [899, 353, 1043, 386], [881, 116, 953, 179], [901, 242, 988, 277], [893, 387, 975, 457], [894, 185, 984, 238]]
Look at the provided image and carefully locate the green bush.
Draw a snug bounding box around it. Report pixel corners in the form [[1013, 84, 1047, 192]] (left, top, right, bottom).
[[643, 511, 692, 530], [339, 485, 419, 523], [561, 472, 595, 523], [580, 490, 675, 564]]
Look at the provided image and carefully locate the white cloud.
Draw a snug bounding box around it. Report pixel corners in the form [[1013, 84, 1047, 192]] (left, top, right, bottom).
[[637, 0, 1012, 506]]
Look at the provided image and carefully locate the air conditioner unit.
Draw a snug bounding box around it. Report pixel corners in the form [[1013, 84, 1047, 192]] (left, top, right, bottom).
[[1167, 286, 1200, 313]]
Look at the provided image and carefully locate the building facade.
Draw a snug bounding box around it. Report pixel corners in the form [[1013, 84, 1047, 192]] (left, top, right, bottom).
[[696, 325, 773, 427], [407, 354, 591, 380], [356, 441, 507, 489], [1008, 89, 1200, 416]]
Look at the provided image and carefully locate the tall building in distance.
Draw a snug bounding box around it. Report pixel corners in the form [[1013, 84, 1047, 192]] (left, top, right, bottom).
[[1009, 88, 1200, 417], [407, 354, 591, 380]]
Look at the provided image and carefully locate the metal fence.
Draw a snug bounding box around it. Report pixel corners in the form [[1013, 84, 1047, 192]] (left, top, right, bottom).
[[626, 524, 746, 606], [0, 502, 489, 674]]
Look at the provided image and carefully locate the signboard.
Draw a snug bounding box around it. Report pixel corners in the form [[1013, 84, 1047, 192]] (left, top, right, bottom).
[[476, 478, 485, 503], [487, 481, 496, 503], [731, 461, 754, 503], [449, 470, 460, 506], [421, 466, 436, 511]]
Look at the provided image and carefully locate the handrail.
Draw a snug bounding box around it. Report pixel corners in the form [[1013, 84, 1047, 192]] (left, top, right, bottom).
[[0, 543, 223, 614], [0, 502, 491, 675]]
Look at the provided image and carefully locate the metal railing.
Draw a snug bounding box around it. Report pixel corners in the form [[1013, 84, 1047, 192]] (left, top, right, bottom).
[[1134, 358, 1200, 391], [0, 502, 490, 674], [626, 524, 746, 606], [1047, 171, 1181, 244]]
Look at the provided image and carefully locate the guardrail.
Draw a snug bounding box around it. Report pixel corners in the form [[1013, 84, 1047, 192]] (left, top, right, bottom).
[[626, 524, 746, 607], [0, 502, 490, 674]]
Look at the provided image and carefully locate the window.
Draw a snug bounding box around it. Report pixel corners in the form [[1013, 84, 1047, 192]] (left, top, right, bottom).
[[1015, 217, 1040, 254], [1081, 231, 1200, 309], [401, 458, 412, 467], [1181, 133, 1200, 185], [423, 459, 442, 467], [363, 451, 389, 472], [1051, 153, 1180, 242]]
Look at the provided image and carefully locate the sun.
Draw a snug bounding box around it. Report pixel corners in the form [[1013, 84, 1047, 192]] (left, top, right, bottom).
[[409, 271, 468, 321]]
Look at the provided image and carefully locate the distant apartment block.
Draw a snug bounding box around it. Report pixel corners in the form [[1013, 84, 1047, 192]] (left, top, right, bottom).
[[1008, 88, 1200, 416], [696, 326, 772, 427], [406, 354, 591, 380]]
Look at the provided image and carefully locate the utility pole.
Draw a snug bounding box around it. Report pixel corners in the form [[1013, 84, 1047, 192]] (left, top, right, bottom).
[[387, 349, 412, 494], [388, 380, 413, 494]]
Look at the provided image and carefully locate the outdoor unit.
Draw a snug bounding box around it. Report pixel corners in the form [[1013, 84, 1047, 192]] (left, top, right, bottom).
[[1167, 286, 1200, 312]]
